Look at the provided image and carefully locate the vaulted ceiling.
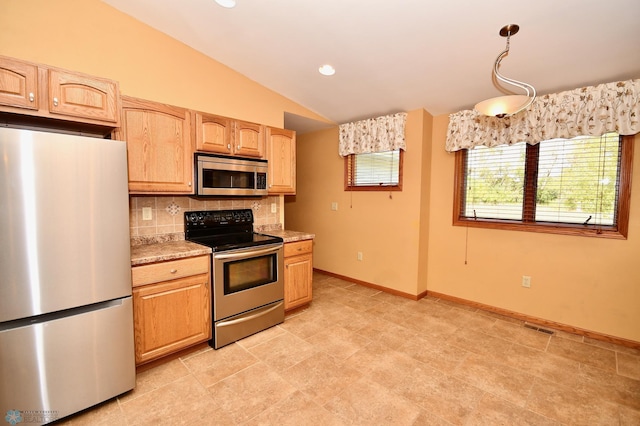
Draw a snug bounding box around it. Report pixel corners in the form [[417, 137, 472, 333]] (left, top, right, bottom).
[[103, 0, 640, 133]]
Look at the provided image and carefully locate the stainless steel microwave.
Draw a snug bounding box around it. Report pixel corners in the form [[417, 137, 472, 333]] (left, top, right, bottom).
[[195, 153, 268, 197]]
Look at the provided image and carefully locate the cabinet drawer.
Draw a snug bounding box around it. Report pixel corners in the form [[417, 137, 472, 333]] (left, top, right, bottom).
[[284, 240, 313, 257], [132, 255, 209, 287]]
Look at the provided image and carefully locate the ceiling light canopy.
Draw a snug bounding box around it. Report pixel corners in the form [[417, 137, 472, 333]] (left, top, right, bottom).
[[215, 0, 236, 8], [475, 24, 536, 118], [318, 64, 336, 76]]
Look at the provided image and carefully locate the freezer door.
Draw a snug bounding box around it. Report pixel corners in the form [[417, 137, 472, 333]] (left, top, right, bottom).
[[0, 128, 131, 322], [0, 297, 135, 424]]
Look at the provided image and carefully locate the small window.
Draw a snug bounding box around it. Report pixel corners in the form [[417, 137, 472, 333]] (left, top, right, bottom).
[[345, 149, 403, 191], [454, 133, 633, 238]]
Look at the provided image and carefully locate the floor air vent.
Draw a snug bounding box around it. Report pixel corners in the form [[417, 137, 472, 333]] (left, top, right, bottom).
[[524, 323, 554, 335]]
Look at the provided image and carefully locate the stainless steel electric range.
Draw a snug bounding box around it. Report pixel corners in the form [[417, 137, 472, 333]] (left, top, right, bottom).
[[184, 209, 284, 349]]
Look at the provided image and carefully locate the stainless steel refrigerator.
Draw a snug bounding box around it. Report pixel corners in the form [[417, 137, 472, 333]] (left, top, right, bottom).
[[0, 127, 135, 425]]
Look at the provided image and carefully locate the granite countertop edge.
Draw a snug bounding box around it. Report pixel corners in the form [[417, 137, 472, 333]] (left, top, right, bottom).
[[130, 240, 212, 266], [130, 230, 314, 266], [262, 229, 315, 243]]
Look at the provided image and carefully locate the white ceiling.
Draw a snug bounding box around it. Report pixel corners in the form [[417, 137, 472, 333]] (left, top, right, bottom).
[[103, 0, 640, 134]]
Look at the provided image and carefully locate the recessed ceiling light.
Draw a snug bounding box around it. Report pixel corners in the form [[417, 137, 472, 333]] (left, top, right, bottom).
[[215, 0, 236, 8], [318, 64, 336, 76]]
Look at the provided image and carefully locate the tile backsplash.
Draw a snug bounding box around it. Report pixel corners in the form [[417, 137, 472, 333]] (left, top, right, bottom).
[[129, 196, 282, 241]]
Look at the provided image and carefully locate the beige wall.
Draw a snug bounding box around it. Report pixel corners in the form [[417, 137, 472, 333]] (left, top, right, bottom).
[[426, 115, 640, 343], [285, 109, 432, 296], [0, 0, 330, 128], [287, 111, 640, 343]]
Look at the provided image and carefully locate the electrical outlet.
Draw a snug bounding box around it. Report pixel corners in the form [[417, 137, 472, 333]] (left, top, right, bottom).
[[271, 203, 277, 213], [522, 275, 531, 288], [357, 252, 363, 261], [142, 207, 153, 221], [331, 202, 338, 211]]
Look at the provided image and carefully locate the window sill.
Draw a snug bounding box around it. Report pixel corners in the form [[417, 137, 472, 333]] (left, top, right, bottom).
[[453, 217, 627, 240], [345, 185, 402, 192]]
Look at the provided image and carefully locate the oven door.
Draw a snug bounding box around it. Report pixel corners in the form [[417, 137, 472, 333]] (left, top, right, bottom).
[[212, 243, 283, 321]]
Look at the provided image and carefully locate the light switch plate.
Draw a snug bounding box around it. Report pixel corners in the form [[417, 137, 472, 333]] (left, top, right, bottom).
[[142, 207, 152, 221]]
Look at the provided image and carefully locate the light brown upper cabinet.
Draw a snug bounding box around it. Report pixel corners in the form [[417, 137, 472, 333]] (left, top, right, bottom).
[[266, 127, 296, 194], [0, 55, 120, 128], [115, 96, 193, 194], [47, 69, 119, 124], [0, 56, 39, 110], [194, 111, 264, 158]]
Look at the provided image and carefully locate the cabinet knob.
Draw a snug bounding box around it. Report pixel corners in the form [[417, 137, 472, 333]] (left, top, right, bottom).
[[29, 93, 35, 102], [227, 144, 231, 149], [237, 145, 240, 150], [170, 269, 178, 274], [53, 97, 59, 106], [188, 181, 192, 187]]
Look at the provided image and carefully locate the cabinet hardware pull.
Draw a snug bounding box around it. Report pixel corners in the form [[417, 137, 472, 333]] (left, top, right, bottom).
[[29, 93, 35, 102], [188, 181, 192, 186], [227, 144, 231, 149], [170, 269, 178, 274], [237, 145, 240, 150], [53, 97, 59, 106]]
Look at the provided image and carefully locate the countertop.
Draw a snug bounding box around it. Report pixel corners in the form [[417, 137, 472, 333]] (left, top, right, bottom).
[[130, 240, 212, 266], [263, 230, 315, 243], [130, 230, 314, 266]]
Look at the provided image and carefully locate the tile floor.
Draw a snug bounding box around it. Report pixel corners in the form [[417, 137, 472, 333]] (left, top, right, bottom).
[[60, 272, 640, 425]]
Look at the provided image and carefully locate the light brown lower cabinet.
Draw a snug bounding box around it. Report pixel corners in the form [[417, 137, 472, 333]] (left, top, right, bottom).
[[283, 240, 313, 311], [131, 255, 211, 365]]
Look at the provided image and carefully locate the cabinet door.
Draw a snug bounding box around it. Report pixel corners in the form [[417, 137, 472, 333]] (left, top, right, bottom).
[[284, 253, 313, 311], [117, 96, 193, 193], [234, 120, 264, 158], [266, 127, 296, 194], [195, 112, 232, 154], [133, 273, 211, 365], [0, 56, 38, 110], [48, 69, 119, 124]]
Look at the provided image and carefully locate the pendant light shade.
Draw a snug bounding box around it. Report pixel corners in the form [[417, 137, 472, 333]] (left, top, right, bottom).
[[475, 24, 536, 118], [474, 95, 531, 118]]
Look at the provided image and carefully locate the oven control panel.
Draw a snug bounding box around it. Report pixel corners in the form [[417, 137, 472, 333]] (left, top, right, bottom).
[[185, 209, 254, 228]]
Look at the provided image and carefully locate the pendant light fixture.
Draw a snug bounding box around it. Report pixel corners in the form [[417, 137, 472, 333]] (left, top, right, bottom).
[[474, 24, 536, 118]]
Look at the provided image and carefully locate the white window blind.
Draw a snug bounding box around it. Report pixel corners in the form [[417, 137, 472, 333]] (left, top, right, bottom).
[[348, 150, 400, 187], [535, 134, 621, 225], [461, 133, 623, 228], [464, 143, 526, 220]]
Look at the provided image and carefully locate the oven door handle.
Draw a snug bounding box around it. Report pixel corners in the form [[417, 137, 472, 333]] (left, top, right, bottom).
[[213, 244, 281, 260], [216, 301, 284, 327]]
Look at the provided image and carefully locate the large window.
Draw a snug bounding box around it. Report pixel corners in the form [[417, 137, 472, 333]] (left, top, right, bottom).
[[345, 149, 403, 191], [454, 133, 633, 238]]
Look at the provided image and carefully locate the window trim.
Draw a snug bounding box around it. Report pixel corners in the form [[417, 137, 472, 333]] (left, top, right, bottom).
[[344, 149, 404, 192], [453, 135, 634, 239]]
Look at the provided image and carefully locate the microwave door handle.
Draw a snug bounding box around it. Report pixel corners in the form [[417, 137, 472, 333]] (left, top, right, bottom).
[[213, 245, 281, 260]]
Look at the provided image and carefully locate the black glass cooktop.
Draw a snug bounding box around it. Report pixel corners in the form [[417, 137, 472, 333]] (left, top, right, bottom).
[[188, 232, 282, 252], [184, 209, 282, 252]]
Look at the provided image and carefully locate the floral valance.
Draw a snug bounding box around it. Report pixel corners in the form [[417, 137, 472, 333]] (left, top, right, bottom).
[[445, 79, 640, 152], [339, 112, 407, 157]]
